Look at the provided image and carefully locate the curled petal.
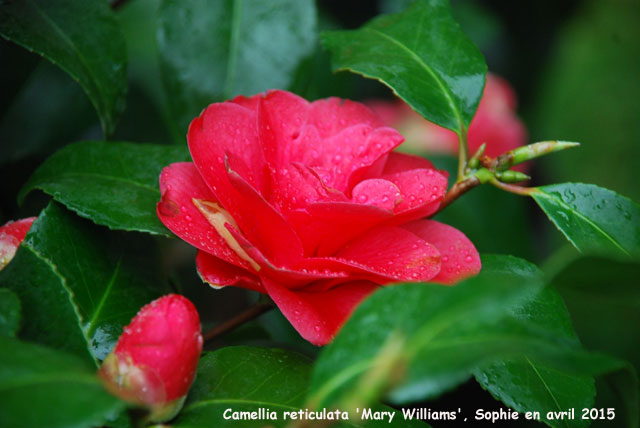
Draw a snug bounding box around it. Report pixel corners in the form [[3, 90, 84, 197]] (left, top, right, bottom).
[[308, 97, 383, 139], [157, 163, 252, 270], [270, 163, 346, 212], [383, 168, 448, 217], [351, 179, 402, 211], [318, 226, 441, 283], [188, 101, 267, 198], [226, 166, 305, 265], [403, 220, 481, 284], [195, 251, 264, 293], [382, 152, 438, 175], [225, 222, 349, 287], [287, 202, 391, 257], [262, 278, 378, 345], [258, 90, 310, 168]]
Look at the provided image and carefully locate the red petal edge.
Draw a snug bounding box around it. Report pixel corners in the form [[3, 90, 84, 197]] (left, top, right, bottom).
[[262, 278, 378, 345]]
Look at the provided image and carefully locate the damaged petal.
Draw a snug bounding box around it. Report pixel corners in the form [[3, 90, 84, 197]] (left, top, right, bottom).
[[192, 198, 261, 272]]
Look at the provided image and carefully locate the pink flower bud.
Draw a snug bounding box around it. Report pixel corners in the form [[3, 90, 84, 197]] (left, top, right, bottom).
[[0, 217, 36, 270], [99, 294, 203, 422]]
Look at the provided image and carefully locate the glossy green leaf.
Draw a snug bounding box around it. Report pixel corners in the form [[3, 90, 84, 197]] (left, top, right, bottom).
[[475, 287, 594, 428], [174, 347, 310, 428], [308, 255, 627, 413], [322, 0, 486, 133], [174, 346, 427, 428], [309, 255, 548, 408], [0, 336, 124, 428], [158, 0, 317, 133], [0, 288, 21, 337], [532, 183, 640, 257], [0, 202, 167, 365], [19, 141, 189, 236], [0, 0, 127, 136]]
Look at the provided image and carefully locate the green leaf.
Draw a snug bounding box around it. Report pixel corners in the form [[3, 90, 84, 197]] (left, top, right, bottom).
[[175, 346, 427, 428], [19, 141, 189, 236], [0, 202, 167, 365], [0, 0, 128, 136], [174, 347, 310, 428], [0, 288, 21, 337], [532, 183, 640, 257], [321, 0, 486, 133], [308, 255, 549, 408], [158, 0, 317, 133], [474, 287, 595, 428], [0, 335, 124, 428]]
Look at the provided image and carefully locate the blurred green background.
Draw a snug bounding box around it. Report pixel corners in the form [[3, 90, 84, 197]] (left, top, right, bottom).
[[1, 1, 638, 426]]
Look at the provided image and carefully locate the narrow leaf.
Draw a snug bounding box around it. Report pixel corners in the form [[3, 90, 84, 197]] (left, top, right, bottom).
[[0, 202, 168, 365], [0, 336, 124, 428], [532, 183, 640, 257], [0, 288, 21, 337], [19, 141, 189, 236], [322, 0, 486, 133], [0, 0, 128, 135], [158, 0, 317, 133]]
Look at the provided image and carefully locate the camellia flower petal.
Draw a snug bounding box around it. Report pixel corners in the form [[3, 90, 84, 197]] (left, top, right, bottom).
[[368, 73, 527, 166], [0, 217, 36, 271], [99, 294, 202, 422], [157, 90, 481, 345]]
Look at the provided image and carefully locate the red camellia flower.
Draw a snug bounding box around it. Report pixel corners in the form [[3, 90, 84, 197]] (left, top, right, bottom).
[[157, 90, 480, 345], [99, 294, 202, 422], [0, 217, 36, 270], [369, 73, 527, 165]]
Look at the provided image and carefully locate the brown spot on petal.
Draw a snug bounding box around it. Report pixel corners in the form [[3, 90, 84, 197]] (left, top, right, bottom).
[[158, 199, 180, 217]]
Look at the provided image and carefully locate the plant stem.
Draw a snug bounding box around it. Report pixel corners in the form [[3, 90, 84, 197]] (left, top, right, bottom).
[[435, 176, 481, 214], [489, 178, 536, 196], [456, 127, 469, 181], [203, 302, 274, 342]]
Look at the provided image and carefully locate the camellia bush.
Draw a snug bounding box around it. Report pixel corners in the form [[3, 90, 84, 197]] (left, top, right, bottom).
[[1, 0, 639, 427]]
